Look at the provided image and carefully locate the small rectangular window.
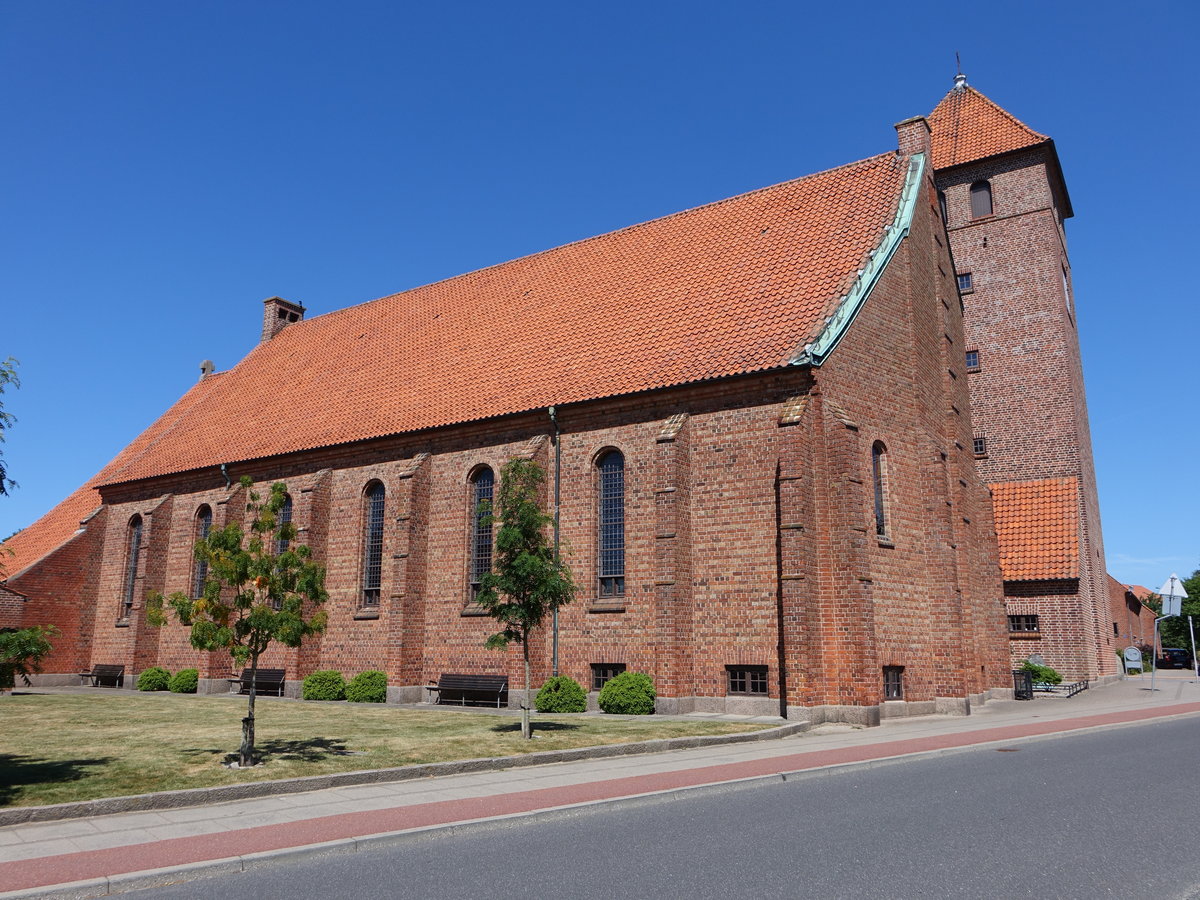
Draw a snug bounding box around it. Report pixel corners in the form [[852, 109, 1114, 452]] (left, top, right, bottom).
[[965, 350, 980, 371], [883, 666, 904, 700], [1008, 614, 1040, 633], [957, 272, 973, 293], [726, 665, 768, 696], [972, 436, 987, 456], [591, 663, 626, 691]]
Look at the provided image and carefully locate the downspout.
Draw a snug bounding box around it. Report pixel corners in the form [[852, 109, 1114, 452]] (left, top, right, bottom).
[[220, 463, 231, 489], [549, 406, 561, 677]]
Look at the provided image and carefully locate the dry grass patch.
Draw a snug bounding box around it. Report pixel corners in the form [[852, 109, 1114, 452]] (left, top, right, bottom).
[[0, 691, 770, 808]]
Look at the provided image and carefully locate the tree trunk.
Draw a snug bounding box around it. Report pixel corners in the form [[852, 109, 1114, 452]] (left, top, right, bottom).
[[240, 656, 259, 766], [522, 635, 532, 740]]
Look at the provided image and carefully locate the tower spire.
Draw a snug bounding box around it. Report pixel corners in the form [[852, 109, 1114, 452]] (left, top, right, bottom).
[[953, 52, 967, 89]]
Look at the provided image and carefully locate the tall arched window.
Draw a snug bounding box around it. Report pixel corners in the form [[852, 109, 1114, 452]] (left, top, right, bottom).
[[597, 450, 625, 598], [192, 505, 212, 598], [468, 467, 495, 602], [122, 515, 143, 619], [871, 442, 889, 539], [361, 482, 385, 607], [275, 493, 293, 555], [969, 180, 992, 218]]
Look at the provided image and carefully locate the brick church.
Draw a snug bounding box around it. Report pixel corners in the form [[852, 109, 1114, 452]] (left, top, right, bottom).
[[0, 76, 1113, 721]]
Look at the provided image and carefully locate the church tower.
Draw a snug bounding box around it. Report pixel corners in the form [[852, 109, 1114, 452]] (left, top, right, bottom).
[[928, 75, 1115, 680]]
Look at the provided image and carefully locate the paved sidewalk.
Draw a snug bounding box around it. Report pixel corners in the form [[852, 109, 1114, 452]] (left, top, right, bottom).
[[3, 672, 1198, 898]]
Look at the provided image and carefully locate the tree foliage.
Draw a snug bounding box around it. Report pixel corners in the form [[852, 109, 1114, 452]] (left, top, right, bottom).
[[0, 356, 19, 497], [0, 624, 57, 690], [148, 477, 328, 765], [475, 458, 575, 738]]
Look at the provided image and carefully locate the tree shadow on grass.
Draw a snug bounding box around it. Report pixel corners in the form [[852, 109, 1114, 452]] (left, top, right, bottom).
[[0, 753, 115, 806], [179, 737, 358, 767], [491, 721, 581, 734]]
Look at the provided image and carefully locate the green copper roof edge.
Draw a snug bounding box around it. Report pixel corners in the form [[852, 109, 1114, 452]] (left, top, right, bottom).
[[791, 152, 926, 367]]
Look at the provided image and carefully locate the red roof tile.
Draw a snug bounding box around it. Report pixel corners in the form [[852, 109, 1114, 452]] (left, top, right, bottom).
[[928, 85, 1048, 170], [991, 477, 1080, 581], [1, 376, 222, 578], [96, 153, 911, 485]]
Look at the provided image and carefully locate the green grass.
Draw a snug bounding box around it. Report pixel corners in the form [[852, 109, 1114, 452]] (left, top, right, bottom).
[[0, 691, 769, 808]]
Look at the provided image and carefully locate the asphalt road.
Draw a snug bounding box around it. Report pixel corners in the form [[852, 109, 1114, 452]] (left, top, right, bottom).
[[133, 716, 1200, 899]]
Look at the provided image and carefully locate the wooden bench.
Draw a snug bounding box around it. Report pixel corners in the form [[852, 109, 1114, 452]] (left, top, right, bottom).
[[427, 673, 509, 708], [227, 668, 287, 697], [78, 664, 124, 688]]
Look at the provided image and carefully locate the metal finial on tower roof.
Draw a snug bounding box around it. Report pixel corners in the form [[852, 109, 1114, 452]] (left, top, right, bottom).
[[953, 52, 967, 88]]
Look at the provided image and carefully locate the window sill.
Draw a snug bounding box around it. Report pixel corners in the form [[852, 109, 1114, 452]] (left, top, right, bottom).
[[1009, 631, 1041, 640], [727, 692, 769, 698], [114, 618, 131, 628], [876, 536, 895, 548], [460, 604, 490, 617], [353, 608, 380, 620], [588, 599, 626, 614]]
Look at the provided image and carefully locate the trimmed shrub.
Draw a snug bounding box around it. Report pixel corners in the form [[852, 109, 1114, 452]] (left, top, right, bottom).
[[1021, 661, 1063, 685], [168, 668, 199, 694], [303, 669, 347, 701], [346, 670, 388, 703], [137, 666, 170, 691], [597, 671, 656, 715], [535, 675, 587, 713]]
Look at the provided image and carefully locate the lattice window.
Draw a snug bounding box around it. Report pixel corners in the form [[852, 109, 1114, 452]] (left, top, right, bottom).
[[965, 349, 980, 371], [192, 505, 212, 598], [469, 467, 494, 602], [591, 662, 626, 691], [883, 666, 905, 700], [122, 515, 142, 619], [871, 441, 889, 539], [727, 665, 768, 696], [597, 450, 625, 598], [957, 272, 974, 293], [361, 482, 385, 607], [275, 494, 293, 556], [973, 436, 987, 456], [1008, 614, 1040, 633]]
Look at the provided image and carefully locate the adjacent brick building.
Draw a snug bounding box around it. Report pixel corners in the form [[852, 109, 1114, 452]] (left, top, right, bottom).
[[2, 77, 1110, 718]]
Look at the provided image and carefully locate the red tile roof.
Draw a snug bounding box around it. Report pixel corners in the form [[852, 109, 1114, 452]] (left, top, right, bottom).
[[991, 477, 1080, 581], [1, 376, 222, 578], [97, 153, 910, 485], [928, 85, 1048, 170]]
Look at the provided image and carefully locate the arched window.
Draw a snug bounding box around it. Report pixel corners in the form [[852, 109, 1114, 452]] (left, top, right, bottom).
[[937, 190, 948, 225], [969, 180, 992, 218], [468, 467, 495, 602], [871, 442, 889, 539], [192, 505, 212, 598], [275, 493, 293, 556], [122, 515, 143, 619], [361, 482, 385, 607], [597, 450, 625, 597]]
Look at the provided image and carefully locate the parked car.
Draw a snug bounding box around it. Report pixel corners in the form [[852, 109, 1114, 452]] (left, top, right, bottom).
[[1157, 648, 1192, 669]]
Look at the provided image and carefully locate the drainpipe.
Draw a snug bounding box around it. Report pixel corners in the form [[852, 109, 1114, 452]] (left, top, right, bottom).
[[220, 463, 231, 488], [549, 406, 561, 677]]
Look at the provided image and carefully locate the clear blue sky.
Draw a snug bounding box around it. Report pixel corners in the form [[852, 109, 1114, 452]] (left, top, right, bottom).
[[2, 1, 1196, 590]]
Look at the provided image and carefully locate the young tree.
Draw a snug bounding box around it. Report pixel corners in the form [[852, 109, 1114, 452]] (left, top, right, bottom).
[[475, 458, 575, 739], [148, 478, 328, 766], [0, 624, 58, 692], [0, 356, 19, 497]]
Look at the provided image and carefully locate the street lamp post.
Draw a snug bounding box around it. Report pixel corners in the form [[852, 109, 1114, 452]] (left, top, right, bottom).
[[1151, 574, 1189, 695]]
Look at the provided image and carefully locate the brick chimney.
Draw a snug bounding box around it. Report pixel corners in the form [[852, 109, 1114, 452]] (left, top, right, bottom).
[[894, 115, 932, 159], [261, 296, 305, 343]]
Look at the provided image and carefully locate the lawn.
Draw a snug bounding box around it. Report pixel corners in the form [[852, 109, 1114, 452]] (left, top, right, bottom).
[[0, 691, 770, 808]]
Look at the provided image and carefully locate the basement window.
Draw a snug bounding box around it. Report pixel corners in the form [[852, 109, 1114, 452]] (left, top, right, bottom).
[[1008, 614, 1041, 633], [591, 663, 626, 691], [883, 666, 905, 700], [726, 665, 768, 696]]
